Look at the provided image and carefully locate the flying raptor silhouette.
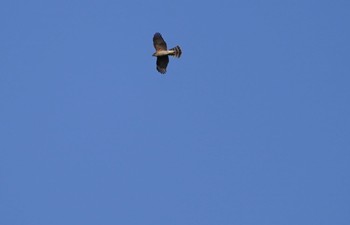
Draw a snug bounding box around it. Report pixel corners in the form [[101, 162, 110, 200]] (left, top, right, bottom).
[[152, 32, 182, 74]]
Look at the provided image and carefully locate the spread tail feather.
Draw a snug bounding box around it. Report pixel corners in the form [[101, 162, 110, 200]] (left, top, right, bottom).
[[169, 46, 182, 58]]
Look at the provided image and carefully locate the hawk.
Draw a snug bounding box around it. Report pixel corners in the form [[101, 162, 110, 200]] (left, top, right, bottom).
[[152, 32, 182, 74]]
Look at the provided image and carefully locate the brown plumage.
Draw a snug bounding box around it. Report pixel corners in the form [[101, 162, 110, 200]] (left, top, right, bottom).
[[152, 33, 182, 74]]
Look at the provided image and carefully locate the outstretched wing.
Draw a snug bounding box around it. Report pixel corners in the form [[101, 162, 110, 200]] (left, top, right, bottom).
[[156, 56, 169, 74], [153, 33, 167, 51]]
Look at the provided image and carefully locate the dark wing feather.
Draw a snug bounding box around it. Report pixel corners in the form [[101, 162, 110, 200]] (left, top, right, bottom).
[[156, 56, 169, 74], [153, 32, 167, 51]]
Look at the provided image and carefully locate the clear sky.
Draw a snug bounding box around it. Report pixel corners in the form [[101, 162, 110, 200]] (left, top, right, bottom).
[[1, 0, 349, 224]]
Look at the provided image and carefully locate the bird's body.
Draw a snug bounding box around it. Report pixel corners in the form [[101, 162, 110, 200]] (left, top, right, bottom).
[[152, 33, 182, 74], [152, 50, 170, 57], [152, 46, 182, 57]]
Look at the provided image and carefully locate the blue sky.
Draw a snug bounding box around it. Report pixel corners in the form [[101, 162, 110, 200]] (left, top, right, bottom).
[[1, 0, 349, 224]]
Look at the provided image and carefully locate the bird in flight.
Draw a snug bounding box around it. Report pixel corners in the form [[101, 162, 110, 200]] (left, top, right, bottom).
[[152, 32, 182, 74]]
